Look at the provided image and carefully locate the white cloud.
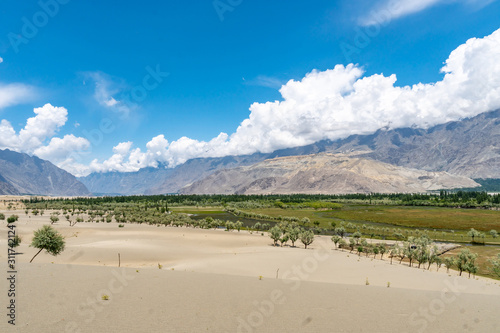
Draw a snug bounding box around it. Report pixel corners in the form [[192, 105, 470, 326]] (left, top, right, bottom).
[[85, 72, 133, 117], [2, 29, 500, 178], [245, 75, 285, 89], [85, 27, 500, 176], [18, 104, 69, 151], [0, 104, 68, 151], [359, 0, 497, 26], [0, 83, 36, 109], [0, 57, 3, 64], [34, 135, 90, 162], [0, 103, 90, 174]]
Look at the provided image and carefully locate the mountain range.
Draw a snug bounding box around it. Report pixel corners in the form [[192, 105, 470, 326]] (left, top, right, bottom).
[[79, 109, 500, 195], [0, 149, 90, 196], [1, 110, 497, 196], [179, 153, 479, 195]]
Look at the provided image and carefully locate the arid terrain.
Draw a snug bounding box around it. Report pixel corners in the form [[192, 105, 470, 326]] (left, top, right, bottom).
[[1, 208, 499, 332], [180, 153, 479, 195]]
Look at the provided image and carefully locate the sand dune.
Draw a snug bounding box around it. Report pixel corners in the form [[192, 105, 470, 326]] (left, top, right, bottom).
[[1, 211, 499, 332]]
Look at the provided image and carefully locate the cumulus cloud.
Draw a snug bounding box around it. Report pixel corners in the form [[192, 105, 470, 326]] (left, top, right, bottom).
[[0, 83, 36, 109], [0, 104, 68, 151], [2, 29, 500, 178], [0, 103, 90, 172], [84, 27, 500, 176], [34, 135, 90, 162], [359, 0, 497, 26]]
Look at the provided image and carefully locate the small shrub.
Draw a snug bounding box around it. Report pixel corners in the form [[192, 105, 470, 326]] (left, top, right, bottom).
[[7, 215, 19, 223], [101, 295, 109, 301], [365, 277, 370, 286], [158, 263, 163, 269], [118, 224, 124, 228]]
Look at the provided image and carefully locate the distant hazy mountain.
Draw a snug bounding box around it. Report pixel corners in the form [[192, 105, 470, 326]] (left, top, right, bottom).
[[79, 154, 268, 195], [81, 109, 500, 195], [180, 154, 479, 195], [0, 149, 90, 196], [80, 166, 174, 196]]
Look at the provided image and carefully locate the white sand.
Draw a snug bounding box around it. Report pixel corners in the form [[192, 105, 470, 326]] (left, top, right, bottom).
[[1, 209, 499, 332]]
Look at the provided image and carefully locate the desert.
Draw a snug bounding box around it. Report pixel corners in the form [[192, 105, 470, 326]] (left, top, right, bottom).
[[1, 205, 499, 332]]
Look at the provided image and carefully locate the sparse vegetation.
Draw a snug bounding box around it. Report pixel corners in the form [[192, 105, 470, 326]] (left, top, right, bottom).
[[29, 225, 65, 263], [18, 194, 499, 278]]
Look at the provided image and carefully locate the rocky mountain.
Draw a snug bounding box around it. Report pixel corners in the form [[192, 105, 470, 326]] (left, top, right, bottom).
[[81, 109, 500, 195], [271, 109, 500, 179], [80, 154, 268, 195], [0, 149, 90, 196], [180, 154, 479, 195], [80, 166, 174, 196]]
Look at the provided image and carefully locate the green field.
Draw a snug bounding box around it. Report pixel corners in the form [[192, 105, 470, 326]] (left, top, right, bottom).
[[319, 205, 500, 231], [443, 246, 500, 280], [237, 205, 500, 230]]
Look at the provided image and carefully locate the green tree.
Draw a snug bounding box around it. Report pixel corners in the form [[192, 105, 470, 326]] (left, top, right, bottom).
[[443, 257, 456, 273], [0, 213, 5, 220], [467, 228, 481, 243], [50, 215, 59, 224], [269, 226, 282, 247], [489, 230, 498, 239], [235, 221, 243, 232], [488, 254, 500, 278], [434, 256, 442, 271], [389, 245, 400, 265], [334, 226, 346, 238], [379, 245, 386, 260], [30, 225, 65, 263], [288, 228, 300, 247], [279, 233, 289, 247], [300, 217, 310, 226], [349, 238, 356, 253], [414, 237, 431, 269], [456, 248, 478, 277], [331, 235, 341, 249], [352, 231, 362, 244], [299, 230, 314, 249]]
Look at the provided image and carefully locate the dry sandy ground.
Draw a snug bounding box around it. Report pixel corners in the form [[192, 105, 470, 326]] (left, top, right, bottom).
[[1, 210, 499, 332]]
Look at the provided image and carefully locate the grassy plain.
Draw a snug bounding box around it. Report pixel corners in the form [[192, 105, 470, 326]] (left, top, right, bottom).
[[443, 246, 500, 279]]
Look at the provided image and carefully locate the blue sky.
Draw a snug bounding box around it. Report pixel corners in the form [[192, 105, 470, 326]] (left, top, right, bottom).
[[1, 0, 500, 176]]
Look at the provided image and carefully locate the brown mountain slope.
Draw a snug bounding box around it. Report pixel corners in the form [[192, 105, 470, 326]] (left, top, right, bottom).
[[180, 154, 479, 195]]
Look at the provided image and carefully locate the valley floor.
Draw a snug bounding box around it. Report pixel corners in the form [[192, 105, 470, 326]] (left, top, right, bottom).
[[1, 211, 499, 332]]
